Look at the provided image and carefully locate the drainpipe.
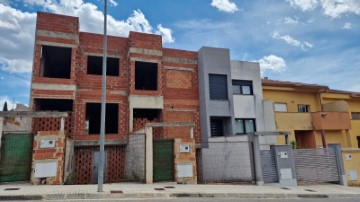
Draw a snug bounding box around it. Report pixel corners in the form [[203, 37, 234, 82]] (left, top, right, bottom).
[[318, 90, 327, 148], [320, 129, 327, 148]]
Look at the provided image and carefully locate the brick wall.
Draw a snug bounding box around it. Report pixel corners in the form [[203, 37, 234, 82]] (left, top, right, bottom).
[[31, 131, 65, 185], [74, 145, 126, 184], [174, 138, 197, 184], [32, 113, 73, 137]]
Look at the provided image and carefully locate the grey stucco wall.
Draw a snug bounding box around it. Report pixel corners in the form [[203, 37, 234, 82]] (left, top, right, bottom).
[[199, 138, 252, 182], [125, 134, 145, 182], [198, 47, 235, 144], [230, 61, 264, 132]]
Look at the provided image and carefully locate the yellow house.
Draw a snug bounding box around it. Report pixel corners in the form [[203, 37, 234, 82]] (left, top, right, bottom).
[[262, 79, 353, 148]]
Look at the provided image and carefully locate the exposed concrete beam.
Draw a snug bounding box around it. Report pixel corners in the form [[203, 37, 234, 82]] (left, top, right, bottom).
[[74, 139, 126, 146], [145, 122, 195, 128], [32, 83, 76, 91], [128, 47, 162, 57], [0, 111, 68, 118], [163, 66, 194, 72], [36, 41, 77, 48], [36, 30, 78, 41]]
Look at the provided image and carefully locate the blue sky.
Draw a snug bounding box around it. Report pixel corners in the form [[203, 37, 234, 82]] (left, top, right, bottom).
[[0, 0, 359, 109]]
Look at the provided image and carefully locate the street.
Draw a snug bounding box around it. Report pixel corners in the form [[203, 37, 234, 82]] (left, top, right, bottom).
[[3, 198, 359, 202]]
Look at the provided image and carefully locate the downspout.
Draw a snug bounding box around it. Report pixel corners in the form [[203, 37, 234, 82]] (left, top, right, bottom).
[[318, 90, 327, 148]]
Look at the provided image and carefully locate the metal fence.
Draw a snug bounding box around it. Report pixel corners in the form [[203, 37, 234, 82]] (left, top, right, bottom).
[[293, 147, 340, 184]]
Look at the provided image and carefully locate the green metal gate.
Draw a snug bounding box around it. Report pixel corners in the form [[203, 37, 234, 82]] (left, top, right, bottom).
[[153, 139, 174, 182], [0, 133, 33, 182]]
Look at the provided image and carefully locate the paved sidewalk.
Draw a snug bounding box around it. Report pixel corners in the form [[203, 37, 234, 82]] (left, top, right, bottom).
[[0, 182, 360, 200]]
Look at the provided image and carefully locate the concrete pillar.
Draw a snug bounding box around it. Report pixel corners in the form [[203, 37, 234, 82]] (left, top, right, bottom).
[[329, 144, 347, 186], [129, 107, 134, 133], [272, 145, 297, 187], [60, 117, 65, 132], [253, 135, 264, 186], [145, 126, 153, 184], [190, 127, 194, 139]]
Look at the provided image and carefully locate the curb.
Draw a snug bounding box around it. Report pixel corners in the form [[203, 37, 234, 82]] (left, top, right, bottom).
[[1, 193, 360, 200]]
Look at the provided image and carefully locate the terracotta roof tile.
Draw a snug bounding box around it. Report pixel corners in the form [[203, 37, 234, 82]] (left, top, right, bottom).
[[261, 79, 329, 89]]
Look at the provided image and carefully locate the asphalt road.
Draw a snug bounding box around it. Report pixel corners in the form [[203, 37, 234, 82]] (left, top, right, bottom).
[[4, 198, 359, 202]]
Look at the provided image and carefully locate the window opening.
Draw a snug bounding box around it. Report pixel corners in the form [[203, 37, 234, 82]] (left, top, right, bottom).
[[35, 99, 73, 112], [40, 45, 72, 79], [235, 119, 256, 134], [298, 104, 310, 112], [85, 103, 118, 134], [209, 74, 228, 100], [210, 118, 224, 137], [274, 103, 288, 112], [135, 61, 158, 90], [232, 80, 253, 95], [87, 56, 119, 76]]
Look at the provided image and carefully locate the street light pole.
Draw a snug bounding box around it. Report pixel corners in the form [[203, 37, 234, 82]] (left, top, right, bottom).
[[98, 0, 107, 193]]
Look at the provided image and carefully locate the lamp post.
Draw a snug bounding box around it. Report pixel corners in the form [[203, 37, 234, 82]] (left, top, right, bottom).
[[98, 0, 107, 193]]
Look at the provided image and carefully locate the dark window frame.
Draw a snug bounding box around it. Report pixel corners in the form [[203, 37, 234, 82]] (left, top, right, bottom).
[[298, 104, 310, 113], [210, 117, 225, 137], [232, 80, 253, 95], [352, 112, 360, 120], [235, 118, 256, 134], [209, 74, 228, 100]]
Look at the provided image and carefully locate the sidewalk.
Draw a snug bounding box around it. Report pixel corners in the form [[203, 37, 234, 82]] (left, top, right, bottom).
[[1, 182, 360, 200]]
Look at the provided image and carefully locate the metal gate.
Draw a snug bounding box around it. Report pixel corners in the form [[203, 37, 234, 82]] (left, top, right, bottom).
[[0, 133, 33, 182], [153, 139, 174, 182], [260, 149, 278, 183], [293, 148, 339, 183]]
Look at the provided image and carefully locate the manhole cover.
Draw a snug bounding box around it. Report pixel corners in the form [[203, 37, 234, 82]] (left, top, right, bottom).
[[281, 187, 290, 190], [164, 186, 175, 189], [154, 188, 165, 191], [4, 188, 20, 191], [305, 189, 316, 192]]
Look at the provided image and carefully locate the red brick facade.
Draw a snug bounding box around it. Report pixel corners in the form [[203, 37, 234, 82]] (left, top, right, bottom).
[[30, 12, 201, 184]]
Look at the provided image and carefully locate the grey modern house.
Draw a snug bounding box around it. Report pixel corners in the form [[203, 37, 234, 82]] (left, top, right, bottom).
[[196, 47, 276, 182]]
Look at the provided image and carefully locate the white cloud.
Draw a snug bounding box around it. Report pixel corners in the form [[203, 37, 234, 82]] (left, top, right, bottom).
[[272, 31, 313, 50], [211, 0, 239, 13], [0, 1, 174, 74], [258, 55, 286, 73], [287, 0, 360, 18], [343, 22, 352, 29], [0, 58, 32, 73], [320, 0, 360, 18], [109, 0, 118, 7], [284, 16, 299, 24], [156, 24, 175, 43], [0, 96, 18, 111], [287, 0, 318, 11]]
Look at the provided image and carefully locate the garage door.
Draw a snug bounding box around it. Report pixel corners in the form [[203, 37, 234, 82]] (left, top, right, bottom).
[[0, 133, 33, 182], [153, 139, 174, 182]]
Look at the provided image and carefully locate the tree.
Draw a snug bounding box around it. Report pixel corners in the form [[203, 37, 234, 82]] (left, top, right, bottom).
[[2, 101, 8, 111]]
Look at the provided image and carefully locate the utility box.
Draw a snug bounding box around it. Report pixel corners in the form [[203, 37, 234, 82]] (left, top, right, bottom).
[[345, 154, 352, 160], [40, 139, 56, 148], [279, 151, 288, 158], [34, 161, 57, 178], [180, 144, 190, 153], [176, 163, 193, 178]]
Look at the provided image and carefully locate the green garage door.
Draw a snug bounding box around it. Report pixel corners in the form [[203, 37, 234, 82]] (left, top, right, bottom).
[[153, 139, 174, 182], [0, 133, 33, 182]]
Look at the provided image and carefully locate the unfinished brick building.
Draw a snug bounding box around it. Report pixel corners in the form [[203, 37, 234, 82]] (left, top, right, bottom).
[[30, 12, 200, 184]]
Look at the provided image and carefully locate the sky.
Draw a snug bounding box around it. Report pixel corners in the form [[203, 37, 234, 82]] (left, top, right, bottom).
[[0, 0, 359, 109]]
